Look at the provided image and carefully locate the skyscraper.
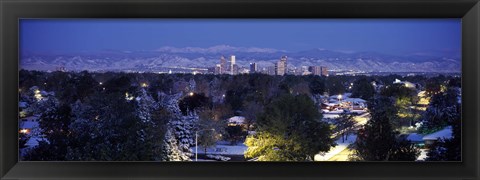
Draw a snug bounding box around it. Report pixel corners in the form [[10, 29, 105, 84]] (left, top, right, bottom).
[[220, 56, 227, 74], [280, 56, 287, 74], [230, 55, 236, 75], [250, 63, 258, 73], [308, 66, 328, 76], [308, 66, 322, 76], [320, 66, 328, 76], [275, 56, 287, 76]]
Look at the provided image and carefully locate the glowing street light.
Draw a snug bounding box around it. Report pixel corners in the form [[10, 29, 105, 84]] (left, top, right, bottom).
[[141, 82, 149, 88], [189, 92, 194, 96], [99, 82, 103, 85], [338, 94, 343, 102]]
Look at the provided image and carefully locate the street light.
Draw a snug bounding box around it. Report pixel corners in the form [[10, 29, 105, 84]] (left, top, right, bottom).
[[195, 128, 215, 161], [338, 94, 342, 102]]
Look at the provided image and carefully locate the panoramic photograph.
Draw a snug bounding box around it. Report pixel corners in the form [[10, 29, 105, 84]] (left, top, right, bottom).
[[18, 19, 461, 161]]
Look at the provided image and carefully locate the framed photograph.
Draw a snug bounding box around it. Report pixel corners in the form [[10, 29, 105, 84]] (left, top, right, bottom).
[[1, 0, 479, 179]]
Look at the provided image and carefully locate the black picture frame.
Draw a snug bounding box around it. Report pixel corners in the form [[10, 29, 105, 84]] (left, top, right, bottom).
[[1, 0, 479, 179]]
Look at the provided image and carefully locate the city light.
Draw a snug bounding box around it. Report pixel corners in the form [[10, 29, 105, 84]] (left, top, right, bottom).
[[125, 92, 134, 101], [189, 92, 194, 96], [19, 129, 29, 134], [99, 82, 103, 85], [141, 82, 149, 88]]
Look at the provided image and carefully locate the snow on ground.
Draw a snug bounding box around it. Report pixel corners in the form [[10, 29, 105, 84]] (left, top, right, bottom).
[[416, 149, 428, 161], [191, 142, 247, 155], [314, 134, 357, 161]]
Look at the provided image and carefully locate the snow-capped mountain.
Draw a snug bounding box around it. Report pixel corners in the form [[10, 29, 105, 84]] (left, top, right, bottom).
[[20, 45, 461, 73]]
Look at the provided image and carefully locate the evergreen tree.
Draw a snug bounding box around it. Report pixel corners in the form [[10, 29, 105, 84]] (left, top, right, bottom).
[[24, 103, 72, 160], [162, 129, 189, 161], [420, 87, 459, 134], [426, 105, 461, 161], [352, 96, 419, 161]]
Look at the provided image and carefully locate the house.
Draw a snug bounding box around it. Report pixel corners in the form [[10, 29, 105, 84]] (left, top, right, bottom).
[[406, 133, 425, 145], [422, 126, 453, 147], [227, 116, 246, 127], [393, 79, 416, 89]]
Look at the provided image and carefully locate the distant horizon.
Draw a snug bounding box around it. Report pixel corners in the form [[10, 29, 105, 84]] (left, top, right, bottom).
[[20, 44, 460, 58], [20, 19, 461, 57]]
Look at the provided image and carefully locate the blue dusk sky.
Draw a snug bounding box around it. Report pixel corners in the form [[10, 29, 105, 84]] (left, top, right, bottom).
[[20, 19, 461, 56]]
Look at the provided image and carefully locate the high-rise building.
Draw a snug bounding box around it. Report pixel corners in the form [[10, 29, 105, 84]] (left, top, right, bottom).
[[275, 56, 287, 76], [280, 56, 287, 74], [308, 66, 328, 76], [320, 66, 328, 76], [214, 64, 222, 74], [308, 66, 322, 76], [250, 63, 258, 73], [220, 56, 226, 74], [230, 55, 236, 75]]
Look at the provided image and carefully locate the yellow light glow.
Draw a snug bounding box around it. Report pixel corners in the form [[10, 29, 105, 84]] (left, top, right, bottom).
[[141, 83, 148, 87], [189, 92, 194, 96], [19, 129, 29, 134]]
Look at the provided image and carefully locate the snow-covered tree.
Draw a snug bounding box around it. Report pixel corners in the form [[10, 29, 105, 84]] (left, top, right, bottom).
[[158, 92, 199, 161], [161, 129, 189, 161], [135, 88, 158, 123]]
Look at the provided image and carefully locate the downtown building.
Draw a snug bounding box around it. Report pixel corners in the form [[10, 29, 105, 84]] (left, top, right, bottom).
[[308, 66, 328, 76], [275, 56, 288, 76], [249, 63, 258, 73]]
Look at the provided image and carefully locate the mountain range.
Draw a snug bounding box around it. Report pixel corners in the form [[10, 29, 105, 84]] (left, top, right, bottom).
[[20, 45, 461, 73]]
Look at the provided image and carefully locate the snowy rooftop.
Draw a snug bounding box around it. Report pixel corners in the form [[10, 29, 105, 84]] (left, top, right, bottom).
[[406, 133, 424, 142], [343, 98, 366, 103], [19, 121, 39, 129], [423, 126, 453, 141], [228, 116, 246, 124]]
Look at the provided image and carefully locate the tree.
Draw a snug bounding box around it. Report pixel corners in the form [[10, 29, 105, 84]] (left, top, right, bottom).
[[162, 129, 189, 161], [24, 103, 73, 160], [245, 94, 335, 161], [241, 101, 263, 131], [197, 108, 226, 153], [308, 75, 326, 95], [420, 88, 459, 134], [388, 138, 421, 161], [326, 76, 346, 95], [350, 77, 375, 101], [335, 112, 356, 143], [178, 93, 210, 115], [426, 104, 461, 161], [225, 125, 244, 145], [19, 132, 30, 149], [352, 96, 419, 161]]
